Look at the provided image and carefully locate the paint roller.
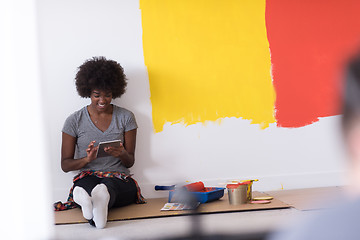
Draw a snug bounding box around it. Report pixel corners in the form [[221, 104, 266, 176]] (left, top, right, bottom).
[[155, 181, 205, 192]]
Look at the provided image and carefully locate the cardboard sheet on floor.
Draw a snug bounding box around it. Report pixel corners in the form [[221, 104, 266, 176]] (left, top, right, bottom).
[[54, 191, 290, 225], [266, 187, 343, 211]]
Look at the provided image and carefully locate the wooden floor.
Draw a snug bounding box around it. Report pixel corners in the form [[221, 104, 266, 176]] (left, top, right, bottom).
[[267, 186, 344, 210], [53, 187, 343, 240], [55, 191, 289, 225]]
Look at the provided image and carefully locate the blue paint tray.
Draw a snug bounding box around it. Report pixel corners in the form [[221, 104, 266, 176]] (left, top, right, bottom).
[[168, 187, 225, 203]]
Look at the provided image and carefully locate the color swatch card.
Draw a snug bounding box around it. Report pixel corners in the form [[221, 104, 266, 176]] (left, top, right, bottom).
[[161, 202, 199, 211]]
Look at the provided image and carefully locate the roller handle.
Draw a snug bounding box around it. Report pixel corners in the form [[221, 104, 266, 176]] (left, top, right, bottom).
[[154, 185, 175, 191]]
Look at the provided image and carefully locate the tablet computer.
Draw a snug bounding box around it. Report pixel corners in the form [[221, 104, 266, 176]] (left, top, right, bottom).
[[96, 139, 122, 158]]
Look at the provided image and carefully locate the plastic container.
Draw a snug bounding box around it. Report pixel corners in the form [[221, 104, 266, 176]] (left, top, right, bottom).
[[168, 187, 224, 203]]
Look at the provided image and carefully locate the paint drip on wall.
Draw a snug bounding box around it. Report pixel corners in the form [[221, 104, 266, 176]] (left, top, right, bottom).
[[140, 0, 360, 132]]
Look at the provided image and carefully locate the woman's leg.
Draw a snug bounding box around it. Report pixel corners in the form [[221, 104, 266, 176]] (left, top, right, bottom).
[[73, 176, 137, 228], [91, 183, 110, 229], [73, 175, 101, 195], [73, 176, 101, 222], [101, 178, 137, 209], [73, 187, 93, 220]]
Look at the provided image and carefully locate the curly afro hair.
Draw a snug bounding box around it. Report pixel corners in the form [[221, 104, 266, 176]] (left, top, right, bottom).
[[75, 56, 127, 99]]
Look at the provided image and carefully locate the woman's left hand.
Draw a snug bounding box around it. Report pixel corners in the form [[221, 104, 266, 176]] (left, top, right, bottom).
[[104, 143, 127, 158]]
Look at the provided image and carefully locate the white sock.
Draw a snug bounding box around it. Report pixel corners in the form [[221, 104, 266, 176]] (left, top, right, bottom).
[[91, 184, 110, 229], [73, 186, 93, 220]]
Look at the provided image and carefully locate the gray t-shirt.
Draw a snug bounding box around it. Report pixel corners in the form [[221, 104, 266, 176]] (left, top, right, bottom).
[[62, 105, 137, 174]]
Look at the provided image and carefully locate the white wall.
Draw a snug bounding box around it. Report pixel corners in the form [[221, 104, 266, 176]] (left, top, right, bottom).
[[0, 0, 53, 239], [36, 0, 349, 203]]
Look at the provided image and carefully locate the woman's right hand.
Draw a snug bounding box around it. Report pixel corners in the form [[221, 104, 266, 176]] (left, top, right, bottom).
[[61, 133, 99, 172], [85, 141, 98, 162]]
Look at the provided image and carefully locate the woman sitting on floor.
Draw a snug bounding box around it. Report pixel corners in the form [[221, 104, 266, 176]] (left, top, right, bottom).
[[55, 56, 145, 228]]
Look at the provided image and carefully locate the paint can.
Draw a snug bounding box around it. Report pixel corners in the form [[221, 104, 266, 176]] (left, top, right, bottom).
[[246, 181, 253, 201], [240, 179, 258, 201], [226, 182, 248, 205]]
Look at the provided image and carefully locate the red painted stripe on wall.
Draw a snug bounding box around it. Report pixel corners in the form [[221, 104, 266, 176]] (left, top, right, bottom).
[[266, 0, 360, 127]]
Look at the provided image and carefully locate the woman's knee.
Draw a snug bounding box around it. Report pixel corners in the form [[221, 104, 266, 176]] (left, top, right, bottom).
[[73, 176, 101, 195], [101, 178, 137, 208]]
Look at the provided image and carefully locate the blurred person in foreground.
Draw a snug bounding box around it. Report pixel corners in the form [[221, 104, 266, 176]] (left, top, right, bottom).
[[269, 54, 360, 240]]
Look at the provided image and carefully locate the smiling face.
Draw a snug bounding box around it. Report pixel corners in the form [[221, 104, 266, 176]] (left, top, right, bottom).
[[89, 89, 113, 113]]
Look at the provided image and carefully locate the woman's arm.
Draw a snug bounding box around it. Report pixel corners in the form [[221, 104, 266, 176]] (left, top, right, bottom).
[[104, 129, 137, 168], [61, 132, 97, 172]]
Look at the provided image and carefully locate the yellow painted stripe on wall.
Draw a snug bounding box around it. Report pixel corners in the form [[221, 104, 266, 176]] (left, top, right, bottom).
[[140, 0, 275, 132]]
